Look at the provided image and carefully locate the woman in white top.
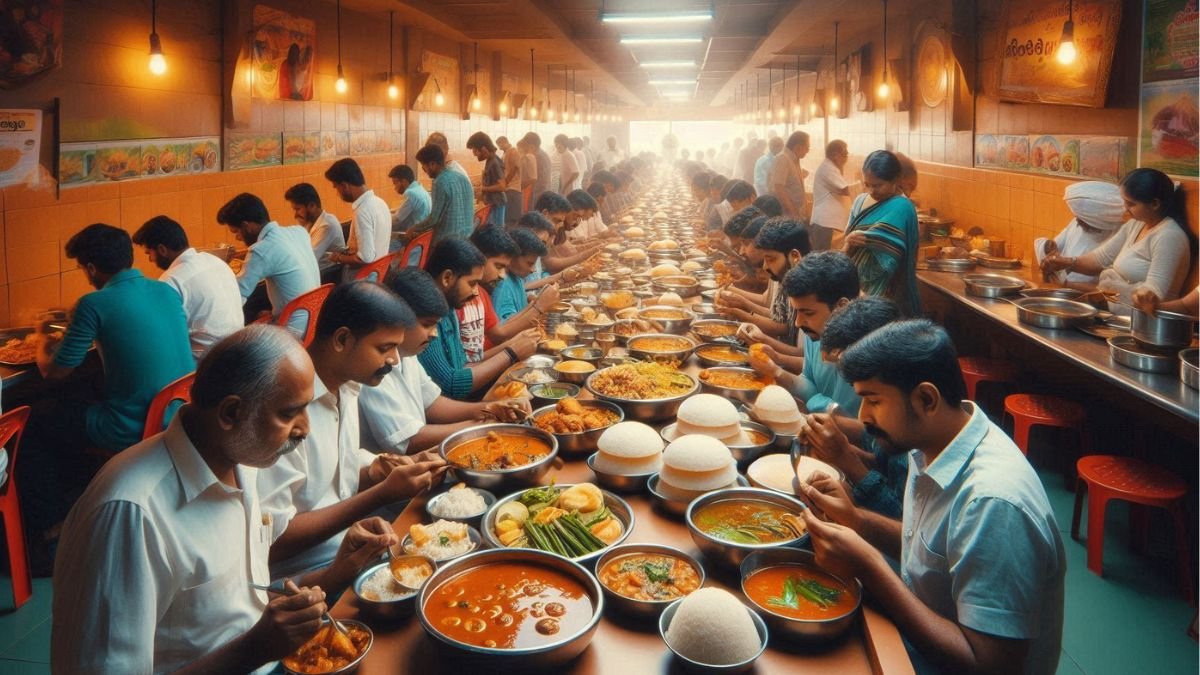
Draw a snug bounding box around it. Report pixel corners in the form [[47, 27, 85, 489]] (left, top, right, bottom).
[[1042, 168, 1191, 315]]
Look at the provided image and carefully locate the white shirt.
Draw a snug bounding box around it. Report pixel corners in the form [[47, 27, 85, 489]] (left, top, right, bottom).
[[447, 159, 470, 179], [811, 158, 852, 231], [570, 149, 588, 189], [160, 248, 244, 360], [52, 416, 277, 675], [359, 356, 441, 454], [1090, 217, 1190, 315], [902, 403, 1064, 675], [569, 213, 608, 242], [237, 221, 321, 334], [1035, 220, 1113, 285], [600, 148, 624, 167], [258, 375, 376, 579], [555, 150, 579, 194], [309, 211, 346, 260], [349, 189, 392, 264]]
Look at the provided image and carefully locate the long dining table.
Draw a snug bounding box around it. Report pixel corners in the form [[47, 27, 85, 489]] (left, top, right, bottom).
[[330, 352, 916, 674]]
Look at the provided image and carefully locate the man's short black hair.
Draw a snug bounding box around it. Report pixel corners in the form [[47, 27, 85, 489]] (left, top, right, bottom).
[[515, 211, 555, 235], [534, 191, 570, 215], [785, 130, 810, 151], [839, 319, 967, 407], [821, 296, 901, 354], [315, 280, 416, 340], [133, 215, 189, 252], [65, 223, 133, 274], [466, 131, 496, 153], [553, 133, 569, 147], [586, 182, 606, 200], [754, 218, 811, 256], [522, 132, 542, 148], [783, 251, 859, 305], [424, 237, 485, 279], [217, 193, 270, 227], [510, 227, 549, 257], [709, 174, 728, 193], [470, 224, 520, 258], [388, 165, 416, 182], [284, 182, 321, 208], [324, 158, 365, 186], [691, 171, 712, 190], [592, 170, 619, 189], [384, 267, 450, 319], [415, 144, 446, 165], [566, 189, 598, 212], [723, 206, 762, 239], [741, 215, 769, 242], [753, 194, 783, 217], [723, 179, 755, 203]]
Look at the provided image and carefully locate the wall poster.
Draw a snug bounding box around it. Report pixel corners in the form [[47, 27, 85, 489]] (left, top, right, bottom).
[[251, 5, 316, 101], [0, 109, 41, 187], [1139, 0, 1198, 177], [997, 0, 1122, 107], [0, 0, 63, 89]]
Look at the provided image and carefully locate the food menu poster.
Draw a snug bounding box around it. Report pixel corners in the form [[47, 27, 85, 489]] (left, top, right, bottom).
[[1139, 0, 1198, 177], [58, 136, 220, 188], [975, 133, 1132, 182], [0, 109, 42, 188]]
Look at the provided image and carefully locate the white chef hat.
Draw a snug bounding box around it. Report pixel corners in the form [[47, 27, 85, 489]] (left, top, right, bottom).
[[1063, 181, 1126, 231]]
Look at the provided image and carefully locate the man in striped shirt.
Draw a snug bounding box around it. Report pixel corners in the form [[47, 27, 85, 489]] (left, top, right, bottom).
[[404, 144, 474, 245]]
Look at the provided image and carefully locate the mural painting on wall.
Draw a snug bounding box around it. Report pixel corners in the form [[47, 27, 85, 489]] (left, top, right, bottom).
[[58, 137, 220, 188], [976, 133, 1132, 181], [0, 109, 41, 187], [252, 5, 316, 102], [227, 132, 282, 170], [0, 0, 63, 90], [1139, 0, 1198, 177], [997, 0, 1122, 107], [420, 51, 460, 111]]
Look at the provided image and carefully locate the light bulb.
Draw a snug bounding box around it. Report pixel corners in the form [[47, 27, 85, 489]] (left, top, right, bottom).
[[830, 97, 839, 112], [434, 91, 445, 106], [472, 96, 481, 111], [548, 108, 556, 120], [777, 108, 785, 119], [148, 33, 166, 75], [793, 104, 802, 115], [530, 105, 538, 117], [877, 81, 889, 99], [1057, 39, 1076, 64], [387, 83, 399, 99], [335, 64, 347, 94], [809, 102, 817, 115], [499, 100, 509, 113]]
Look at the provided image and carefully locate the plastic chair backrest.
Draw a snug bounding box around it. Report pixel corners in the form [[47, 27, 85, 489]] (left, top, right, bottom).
[[276, 283, 335, 347], [401, 230, 433, 269], [0, 407, 31, 493], [522, 185, 533, 212], [474, 205, 491, 228], [142, 373, 194, 439], [355, 252, 398, 282]]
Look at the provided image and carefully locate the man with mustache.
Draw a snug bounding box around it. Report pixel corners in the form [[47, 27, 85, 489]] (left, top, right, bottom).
[[259, 281, 447, 579], [53, 325, 397, 673], [360, 268, 531, 454], [418, 238, 536, 399], [798, 320, 1065, 675], [722, 218, 811, 355]]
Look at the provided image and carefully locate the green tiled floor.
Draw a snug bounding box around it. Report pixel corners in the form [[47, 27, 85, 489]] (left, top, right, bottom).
[[0, 471, 1194, 674]]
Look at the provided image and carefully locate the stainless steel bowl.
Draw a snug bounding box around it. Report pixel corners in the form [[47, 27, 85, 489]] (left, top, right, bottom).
[[1132, 308, 1198, 348], [595, 543, 706, 618], [508, 366, 559, 386], [691, 303, 728, 320], [1013, 297, 1098, 329], [440, 424, 559, 490], [627, 333, 698, 364], [694, 344, 750, 368], [586, 452, 657, 493], [552, 361, 598, 385], [1020, 287, 1083, 301], [697, 367, 766, 404], [685, 488, 809, 569], [417, 549, 604, 670], [926, 257, 975, 273], [974, 254, 1022, 269], [1108, 336, 1177, 374], [962, 273, 1026, 298], [400, 524, 483, 563], [1180, 348, 1199, 390], [739, 548, 863, 642], [658, 596, 768, 674], [530, 400, 624, 456], [480, 484, 635, 565], [281, 619, 373, 675], [658, 422, 775, 466], [528, 382, 581, 409], [636, 305, 696, 335], [353, 561, 420, 621], [690, 319, 741, 343], [652, 275, 701, 298], [585, 367, 700, 422], [424, 486, 496, 527], [560, 345, 605, 365], [523, 354, 560, 369], [647, 474, 750, 519]]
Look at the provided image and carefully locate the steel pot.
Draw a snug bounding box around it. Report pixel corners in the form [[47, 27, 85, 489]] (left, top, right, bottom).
[[1131, 308, 1198, 348], [1108, 336, 1177, 374], [1179, 348, 1198, 389]]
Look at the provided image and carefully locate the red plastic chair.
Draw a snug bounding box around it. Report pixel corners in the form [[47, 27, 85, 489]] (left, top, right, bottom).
[[354, 252, 398, 283], [400, 230, 433, 269], [958, 357, 1018, 401], [1072, 455, 1194, 604], [143, 372, 196, 439], [474, 205, 491, 228], [522, 185, 533, 212], [0, 406, 33, 608], [276, 283, 335, 347]]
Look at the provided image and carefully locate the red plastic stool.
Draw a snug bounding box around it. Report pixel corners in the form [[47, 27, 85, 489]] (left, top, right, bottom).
[[1003, 394, 1086, 456], [0, 407, 33, 608], [1071, 455, 1194, 604], [958, 357, 1018, 401]]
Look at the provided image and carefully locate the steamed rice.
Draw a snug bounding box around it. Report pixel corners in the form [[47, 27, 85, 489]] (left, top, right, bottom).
[[405, 520, 475, 560], [429, 485, 487, 518], [359, 565, 416, 602]]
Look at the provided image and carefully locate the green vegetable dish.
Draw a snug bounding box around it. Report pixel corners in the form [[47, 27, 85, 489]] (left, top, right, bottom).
[[491, 483, 625, 559], [692, 499, 803, 544]]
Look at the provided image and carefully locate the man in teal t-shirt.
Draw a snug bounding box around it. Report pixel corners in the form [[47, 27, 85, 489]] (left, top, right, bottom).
[[493, 228, 548, 322], [21, 223, 194, 551]]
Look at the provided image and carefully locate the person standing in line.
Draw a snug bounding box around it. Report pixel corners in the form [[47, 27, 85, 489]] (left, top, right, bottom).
[[769, 131, 811, 222], [810, 140, 855, 251], [497, 136, 524, 225], [468, 132, 507, 227]]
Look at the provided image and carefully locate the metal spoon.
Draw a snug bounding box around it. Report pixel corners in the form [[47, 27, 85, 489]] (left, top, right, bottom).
[[249, 579, 352, 643]]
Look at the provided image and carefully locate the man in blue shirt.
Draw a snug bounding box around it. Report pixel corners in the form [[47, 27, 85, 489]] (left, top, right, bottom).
[[418, 239, 536, 400], [800, 321, 1065, 675], [493, 228, 549, 322], [405, 144, 474, 245], [21, 223, 193, 559], [388, 164, 431, 243]]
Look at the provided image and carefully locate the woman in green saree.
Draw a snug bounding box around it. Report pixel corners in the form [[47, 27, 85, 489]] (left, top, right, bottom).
[[843, 151, 922, 316]]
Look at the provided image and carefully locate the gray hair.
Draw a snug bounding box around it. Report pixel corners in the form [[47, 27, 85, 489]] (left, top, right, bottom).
[[192, 325, 305, 409]]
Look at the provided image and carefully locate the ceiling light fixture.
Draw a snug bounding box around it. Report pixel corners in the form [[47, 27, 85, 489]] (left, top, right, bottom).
[[1057, 0, 1077, 64], [528, 49, 537, 119], [639, 60, 697, 69], [471, 42, 482, 111], [387, 11, 398, 99], [619, 36, 704, 45], [648, 78, 697, 86], [148, 0, 166, 75], [830, 21, 840, 113], [877, 0, 890, 100], [433, 78, 444, 106], [601, 10, 712, 24], [335, 0, 346, 94]]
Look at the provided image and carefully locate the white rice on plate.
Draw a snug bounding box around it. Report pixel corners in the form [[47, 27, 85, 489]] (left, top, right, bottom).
[[405, 519, 475, 560], [429, 484, 487, 518], [359, 565, 416, 602]]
